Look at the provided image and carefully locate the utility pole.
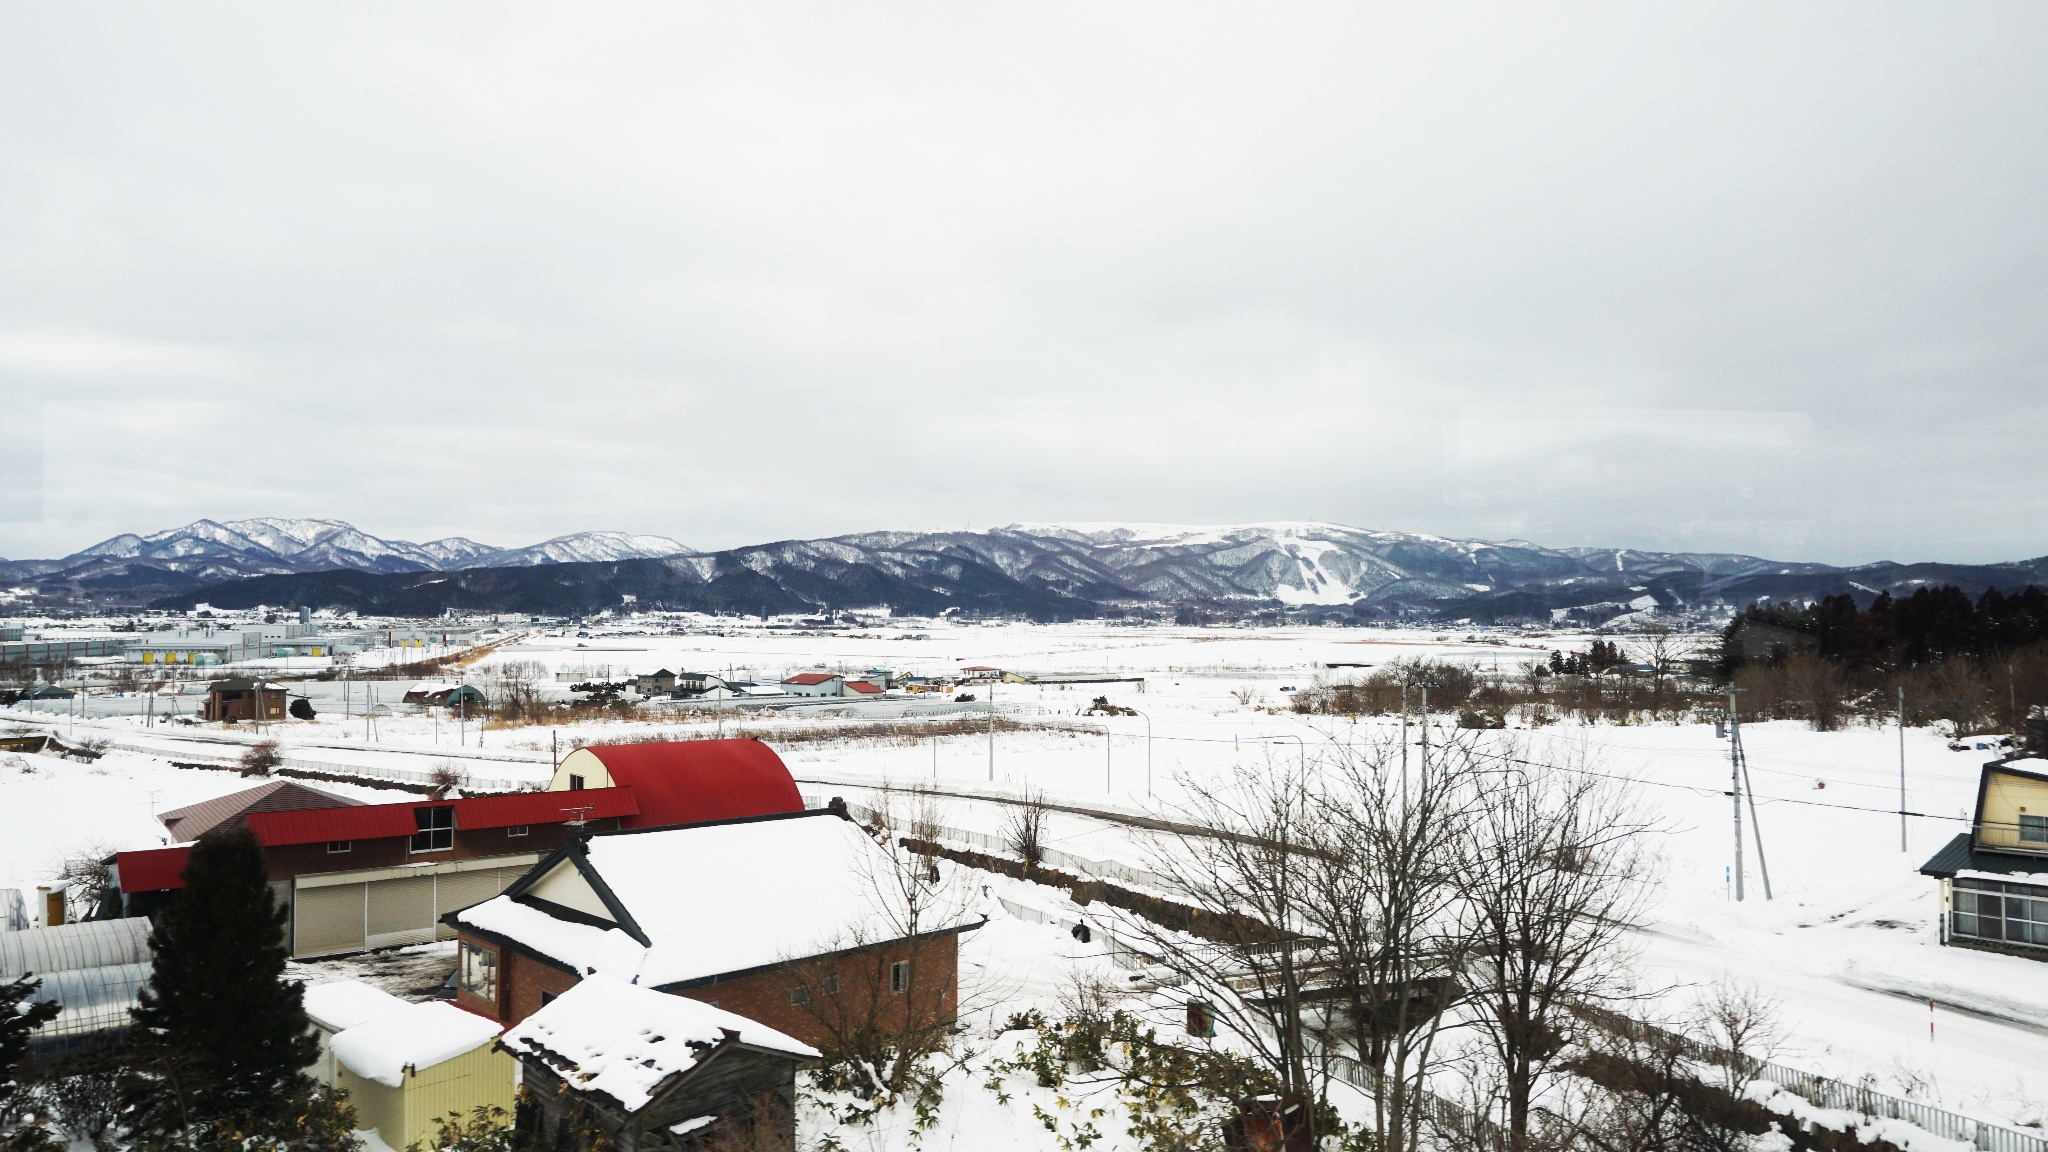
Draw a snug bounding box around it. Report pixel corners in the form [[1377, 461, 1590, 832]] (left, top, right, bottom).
[[987, 677, 996, 782], [1733, 711, 1772, 899], [1728, 685, 1745, 901], [1899, 686, 1908, 852]]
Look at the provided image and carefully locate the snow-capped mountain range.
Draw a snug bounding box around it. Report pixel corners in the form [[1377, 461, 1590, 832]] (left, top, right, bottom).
[[1, 518, 693, 585], [79, 518, 2048, 623]]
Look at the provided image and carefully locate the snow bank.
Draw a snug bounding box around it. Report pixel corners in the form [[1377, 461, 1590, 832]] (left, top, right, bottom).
[[330, 1002, 502, 1088], [502, 973, 816, 1112]]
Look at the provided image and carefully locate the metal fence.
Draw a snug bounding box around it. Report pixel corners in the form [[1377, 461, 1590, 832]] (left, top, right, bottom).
[[799, 792, 1175, 892], [1576, 1004, 2047, 1152]]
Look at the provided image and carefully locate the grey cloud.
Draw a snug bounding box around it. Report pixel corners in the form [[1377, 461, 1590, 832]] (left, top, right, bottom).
[[0, 4, 2044, 564]]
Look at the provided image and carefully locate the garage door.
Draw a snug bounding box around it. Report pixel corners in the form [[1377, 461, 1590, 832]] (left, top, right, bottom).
[[294, 884, 367, 957], [366, 875, 438, 949], [433, 868, 515, 939]]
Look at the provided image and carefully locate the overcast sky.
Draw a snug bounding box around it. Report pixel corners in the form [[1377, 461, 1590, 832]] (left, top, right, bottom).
[[1, 4, 2044, 566]]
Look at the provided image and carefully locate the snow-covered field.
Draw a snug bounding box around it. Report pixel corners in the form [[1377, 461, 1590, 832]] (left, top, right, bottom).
[[6, 619, 2045, 1141]]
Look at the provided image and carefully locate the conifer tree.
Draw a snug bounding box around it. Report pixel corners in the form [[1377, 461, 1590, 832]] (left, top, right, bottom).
[[1, 973, 61, 1148], [126, 825, 320, 1142]]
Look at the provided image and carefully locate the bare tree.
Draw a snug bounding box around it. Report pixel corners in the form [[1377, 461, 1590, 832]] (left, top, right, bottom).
[[1454, 749, 1654, 1152], [1132, 753, 1329, 1148], [1002, 789, 1051, 871], [49, 839, 120, 923], [1629, 626, 1693, 719], [1691, 978, 1783, 1094], [1306, 730, 1476, 1152], [239, 740, 282, 777], [783, 784, 979, 1108]]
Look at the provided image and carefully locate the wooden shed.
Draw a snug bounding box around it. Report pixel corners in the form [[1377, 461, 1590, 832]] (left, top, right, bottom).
[[202, 677, 287, 723], [501, 973, 817, 1152]]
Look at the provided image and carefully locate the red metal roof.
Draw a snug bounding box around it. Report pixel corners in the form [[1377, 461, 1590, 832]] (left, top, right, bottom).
[[781, 673, 839, 685], [246, 804, 419, 846], [844, 680, 883, 694], [116, 845, 193, 893], [453, 788, 638, 830], [578, 739, 802, 829]]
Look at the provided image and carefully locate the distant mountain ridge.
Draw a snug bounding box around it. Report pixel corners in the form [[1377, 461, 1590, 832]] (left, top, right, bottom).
[[105, 518, 2048, 623], [0, 518, 694, 591]]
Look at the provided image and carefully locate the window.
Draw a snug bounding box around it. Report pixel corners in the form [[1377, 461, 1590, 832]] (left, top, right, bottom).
[[506, 825, 530, 838], [2021, 814, 2048, 844], [890, 962, 908, 994], [823, 974, 838, 995], [458, 940, 498, 1002], [789, 985, 811, 1005], [1953, 879, 2048, 948], [325, 841, 351, 854], [567, 774, 585, 791], [538, 989, 557, 1007], [412, 805, 455, 852]]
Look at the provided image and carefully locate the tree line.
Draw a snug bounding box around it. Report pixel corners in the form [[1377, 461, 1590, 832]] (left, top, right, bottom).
[[1717, 584, 2048, 676]]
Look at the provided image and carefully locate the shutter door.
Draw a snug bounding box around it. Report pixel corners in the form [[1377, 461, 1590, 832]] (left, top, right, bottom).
[[366, 875, 437, 948], [294, 884, 366, 957], [434, 868, 515, 938]]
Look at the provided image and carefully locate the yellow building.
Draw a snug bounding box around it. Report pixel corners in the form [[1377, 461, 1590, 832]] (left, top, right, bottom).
[[306, 982, 515, 1151], [1918, 759, 2048, 959]]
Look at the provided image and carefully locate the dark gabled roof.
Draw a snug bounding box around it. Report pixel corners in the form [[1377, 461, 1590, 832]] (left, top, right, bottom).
[[1919, 831, 2048, 879], [158, 780, 364, 841]]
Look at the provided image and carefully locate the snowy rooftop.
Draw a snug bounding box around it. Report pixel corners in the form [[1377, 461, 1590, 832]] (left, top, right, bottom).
[[329, 1000, 502, 1088], [303, 980, 410, 1033], [501, 973, 816, 1113], [454, 812, 980, 988]]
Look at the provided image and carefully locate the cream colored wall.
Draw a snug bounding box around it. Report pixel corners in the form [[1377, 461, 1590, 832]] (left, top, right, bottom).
[[337, 1064, 406, 1149], [525, 858, 615, 921], [1977, 770, 2048, 853], [547, 748, 613, 791], [338, 1044, 517, 1152], [403, 1043, 519, 1150]]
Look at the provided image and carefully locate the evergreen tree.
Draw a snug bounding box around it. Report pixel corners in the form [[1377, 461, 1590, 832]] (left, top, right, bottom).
[[0, 974, 61, 1149], [126, 825, 320, 1144]]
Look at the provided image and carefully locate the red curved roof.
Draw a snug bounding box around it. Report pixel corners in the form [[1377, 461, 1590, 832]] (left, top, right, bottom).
[[580, 739, 802, 829]]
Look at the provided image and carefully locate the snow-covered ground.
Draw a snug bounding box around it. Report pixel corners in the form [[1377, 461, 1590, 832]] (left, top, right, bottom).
[[6, 619, 2044, 1142]]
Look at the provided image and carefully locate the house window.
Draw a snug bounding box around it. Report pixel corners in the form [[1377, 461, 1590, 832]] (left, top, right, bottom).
[[412, 805, 455, 852], [890, 962, 908, 994], [1953, 880, 2048, 947], [325, 841, 351, 854], [2021, 814, 2048, 844], [539, 989, 557, 1007], [823, 974, 838, 995], [789, 985, 811, 1005], [458, 940, 498, 1002], [506, 825, 530, 838], [568, 774, 585, 791]]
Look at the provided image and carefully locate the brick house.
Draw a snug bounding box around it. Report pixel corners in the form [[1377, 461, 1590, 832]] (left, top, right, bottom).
[[444, 809, 981, 1048]]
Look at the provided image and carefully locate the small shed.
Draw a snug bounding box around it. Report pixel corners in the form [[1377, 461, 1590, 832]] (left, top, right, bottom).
[[202, 678, 287, 723], [501, 973, 818, 1152], [305, 981, 513, 1152]]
